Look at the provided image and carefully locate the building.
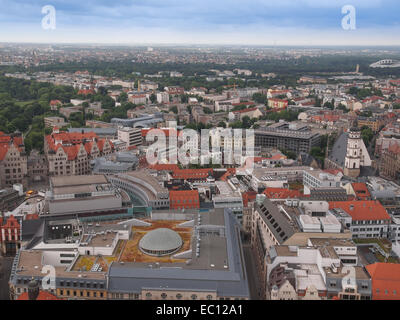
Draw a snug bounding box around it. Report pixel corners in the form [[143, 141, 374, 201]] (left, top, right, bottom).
[[59, 106, 82, 119], [248, 167, 310, 192], [380, 144, 400, 181], [0, 215, 21, 256], [251, 198, 352, 298], [157, 92, 170, 104], [366, 263, 400, 300], [9, 209, 249, 300], [108, 170, 170, 210], [44, 128, 114, 177], [45, 175, 125, 216], [299, 76, 327, 84], [68, 128, 118, 140], [255, 127, 320, 154], [91, 152, 138, 175], [107, 209, 249, 300], [344, 124, 363, 178], [117, 127, 142, 149], [326, 123, 372, 178], [44, 116, 69, 128], [303, 169, 343, 195], [229, 108, 262, 122], [268, 98, 288, 110], [85, 120, 115, 129], [345, 182, 371, 200], [329, 201, 391, 239], [358, 117, 384, 133], [169, 190, 200, 210], [213, 180, 244, 223], [0, 187, 25, 213], [27, 150, 49, 184], [0, 132, 27, 188], [128, 94, 147, 105], [265, 243, 370, 300], [17, 279, 60, 300]]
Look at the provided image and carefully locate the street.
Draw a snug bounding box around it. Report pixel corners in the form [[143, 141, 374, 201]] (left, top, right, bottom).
[[0, 257, 13, 300], [243, 244, 261, 300]]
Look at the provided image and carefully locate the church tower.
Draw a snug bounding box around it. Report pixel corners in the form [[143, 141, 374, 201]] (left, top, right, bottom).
[[344, 120, 362, 178]]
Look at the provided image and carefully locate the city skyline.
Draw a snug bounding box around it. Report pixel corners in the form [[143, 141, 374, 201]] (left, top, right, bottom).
[[0, 0, 400, 46]]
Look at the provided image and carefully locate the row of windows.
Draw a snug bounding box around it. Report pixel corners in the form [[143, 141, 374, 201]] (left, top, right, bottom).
[[59, 289, 104, 298], [59, 280, 104, 289], [145, 292, 214, 300]]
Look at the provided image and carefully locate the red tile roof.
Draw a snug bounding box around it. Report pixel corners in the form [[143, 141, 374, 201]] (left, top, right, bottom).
[[242, 191, 257, 207], [18, 291, 60, 300], [172, 169, 213, 180], [45, 131, 112, 161], [366, 263, 400, 300], [220, 168, 236, 181], [362, 96, 384, 103], [0, 132, 25, 161], [388, 143, 400, 155], [263, 188, 303, 199], [1, 215, 20, 229], [351, 183, 371, 200], [269, 98, 288, 102], [328, 201, 390, 221], [169, 190, 200, 209], [232, 107, 258, 114], [78, 89, 95, 95], [50, 100, 62, 106], [149, 164, 180, 172]]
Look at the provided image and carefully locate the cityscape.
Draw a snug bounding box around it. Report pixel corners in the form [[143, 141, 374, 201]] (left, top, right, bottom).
[[0, 0, 400, 308]]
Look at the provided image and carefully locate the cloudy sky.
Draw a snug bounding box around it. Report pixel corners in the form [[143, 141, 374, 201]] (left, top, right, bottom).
[[0, 0, 399, 45]]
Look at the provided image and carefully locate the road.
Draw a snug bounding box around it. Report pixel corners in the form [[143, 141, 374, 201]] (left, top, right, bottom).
[[0, 257, 13, 300], [243, 244, 261, 300]]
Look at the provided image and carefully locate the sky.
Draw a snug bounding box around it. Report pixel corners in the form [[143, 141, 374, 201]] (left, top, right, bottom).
[[0, 0, 399, 46]]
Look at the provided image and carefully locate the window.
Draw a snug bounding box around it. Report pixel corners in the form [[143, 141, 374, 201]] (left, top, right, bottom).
[[161, 293, 167, 299], [176, 294, 182, 300], [191, 294, 197, 300], [207, 295, 213, 300]]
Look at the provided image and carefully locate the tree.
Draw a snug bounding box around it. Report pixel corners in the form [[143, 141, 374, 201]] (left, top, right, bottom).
[[180, 94, 189, 103], [282, 149, 297, 160], [217, 121, 226, 128], [203, 107, 213, 114], [118, 92, 128, 103], [252, 93, 267, 104], [150, 93, 157, 104], [361, 126, 374, 147]]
